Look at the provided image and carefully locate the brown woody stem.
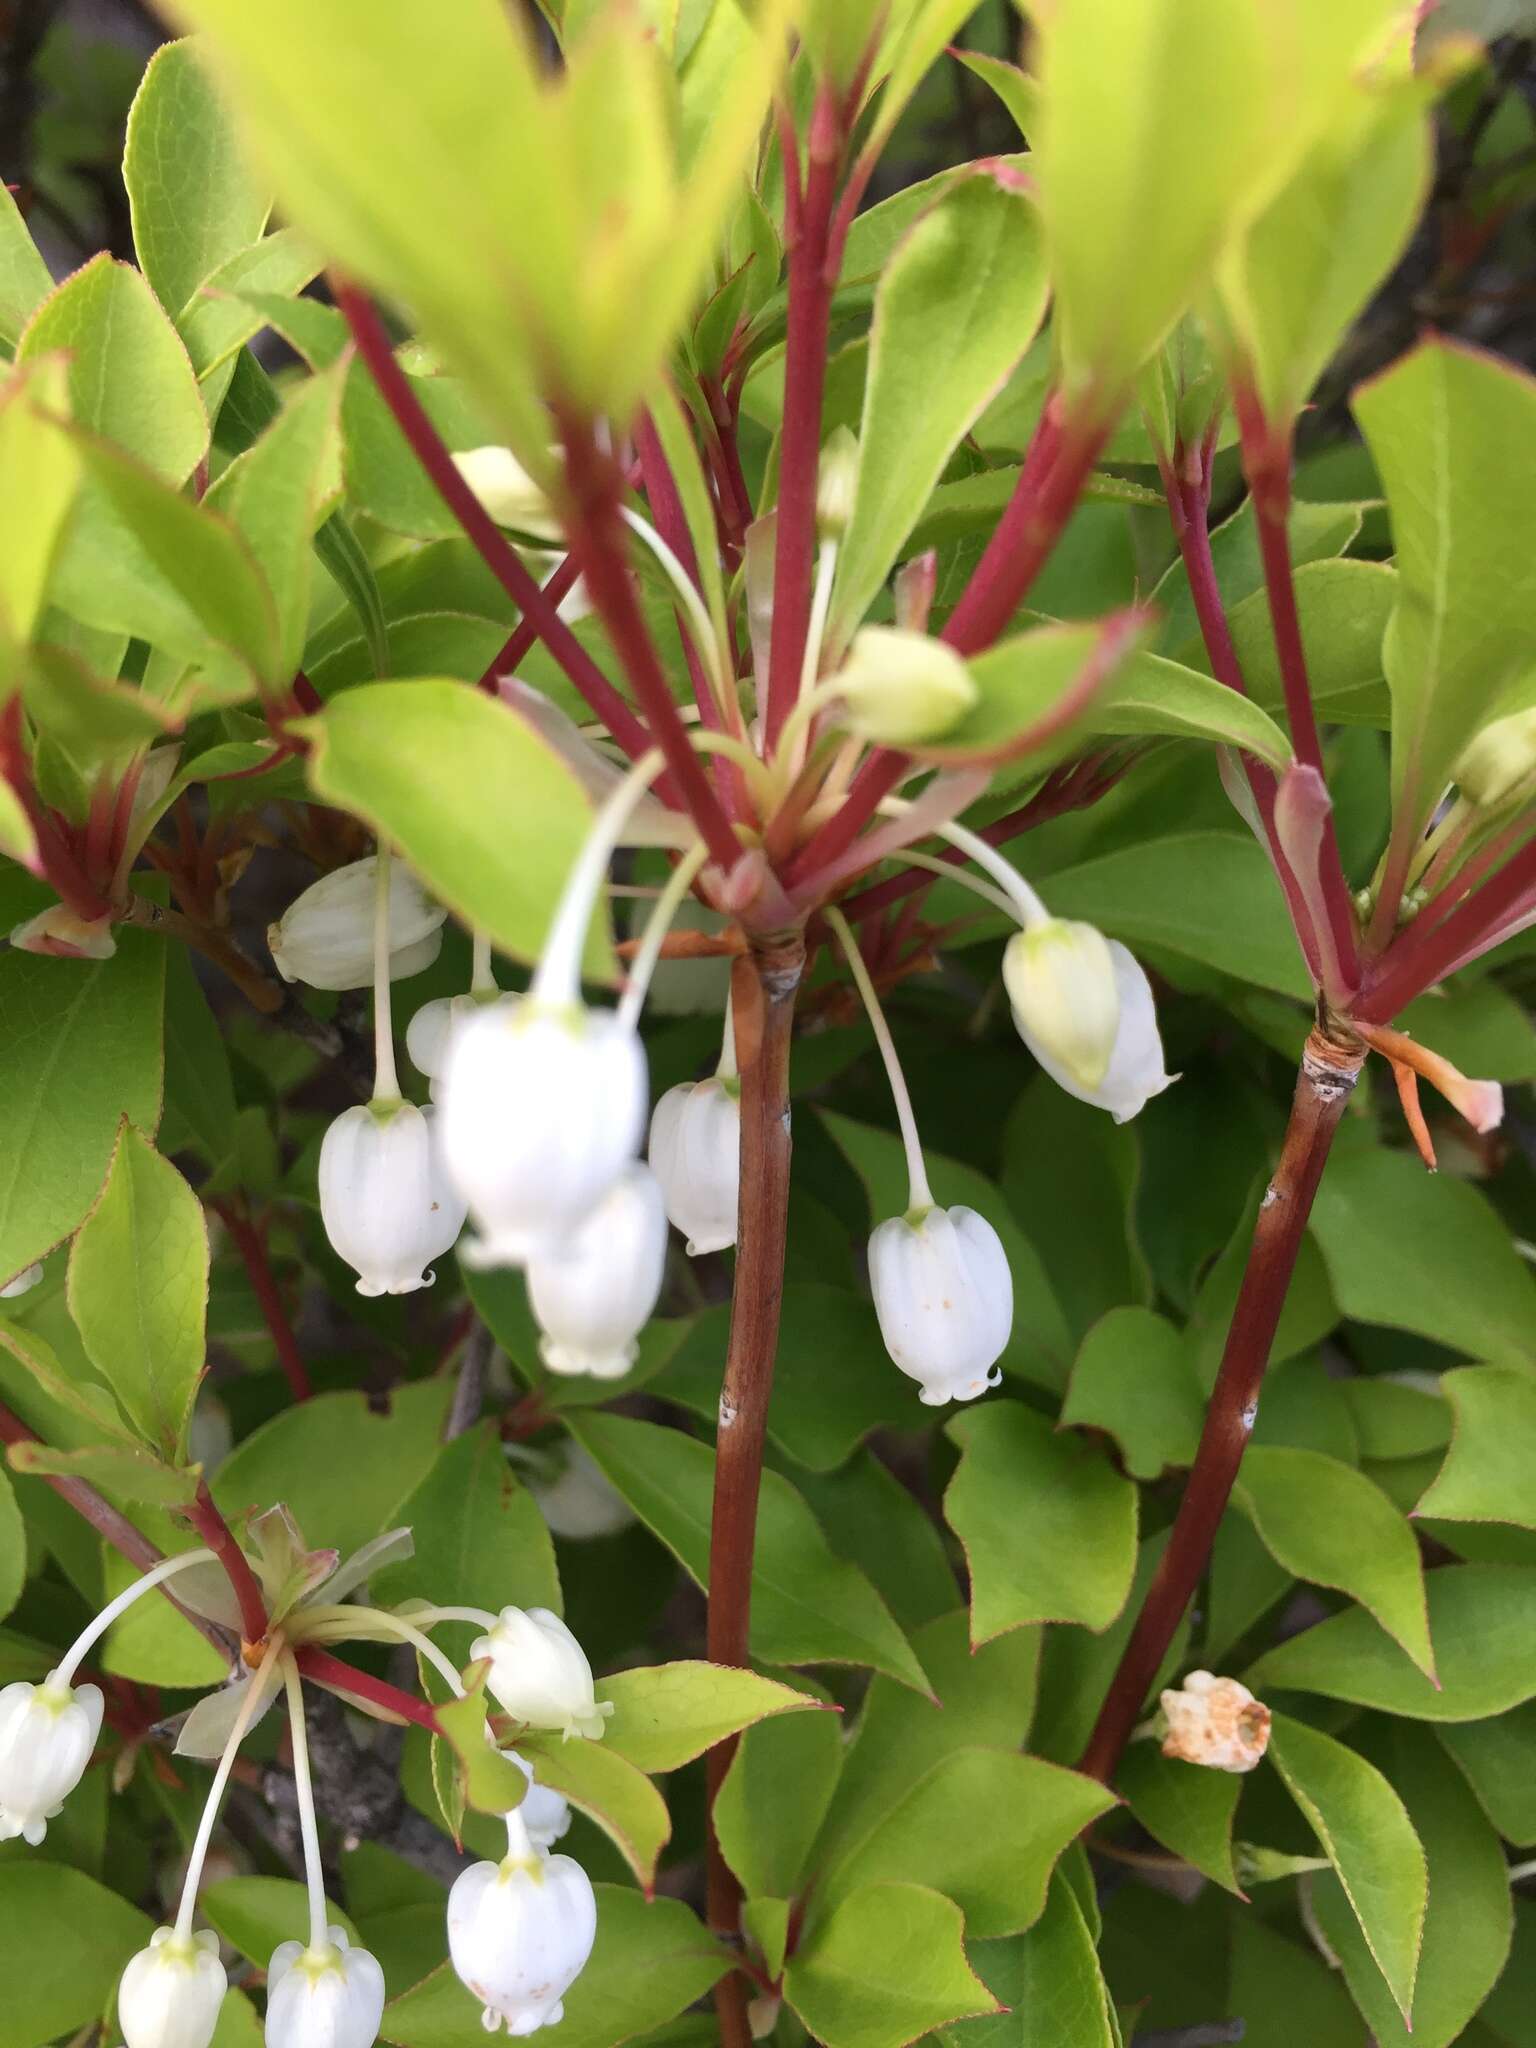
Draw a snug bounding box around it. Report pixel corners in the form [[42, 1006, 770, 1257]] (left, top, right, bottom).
[[705, 934, 804, 2047], [1077, 1028, 1365, 1784]]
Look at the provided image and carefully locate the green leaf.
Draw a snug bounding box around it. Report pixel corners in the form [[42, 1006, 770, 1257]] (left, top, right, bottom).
[[161, 947, 237, 1168], [22, 648, 177, 767], [1247, 1563, 1536, 1720], [1341, 1376, 1451, 1463], [436, 1678, 534, 1817], [1044, 833, 1310, 999], [7, 1439, 197, 1508], [380, 1890, 727, 2048], [951, 49, 1038, 142], [1156, 495, 1369, 664], [0, 185, 51, 354], [1437, 1700, 1536, 1844], [512, 1732, 670, 1890], [1268, 1712, 1427, 2023], [0, 933, 164, 1288], [0, 356, 81, 646], [902, 619, 1145, 772], [0, 1861, 148, 2048], [784, 1882, 998, 2048], [830, 170, 1048, 644], [943, 1401, 1138, 1642], [714, 1700, 844, 1900], [595, 1661, 826, 1776], [0, 1466, 25, 1624], [568, 1412, 928, 1692], [211, 1381, 450, 1563], [1225, 560, 1396, 726], [1060, 1307, 1203, 1481], [1414, 1366, 1536, 1528], [819, 1746, 1114, 1941], [373, 1422, 560, 1619], [651, 1284, 919, 1471], [1236, 1445, 1433, 1677], [205, 364, 342, 680], [1308, 1144, 1536, 1368], [301, 680, 612, 978], [1116, 1745, 1243, 1895], [822, 1110, 1072, 1391], [741, 1897, 790, 1982], [794, 1451, 962, 1634], [1227, 1914, 1367, 2048], [177, 233, 324, 380], [124, 37, 271, 322], [66, 1123, 208, 1459], [18, 253, 207, 482], [1310, 1722, 1512, 2048], [938, 1872, 1119, 2048], [1085, 648, 1294, 768], [0, 1317, 138, 1447], [201, 1875, 357, 1964], [1353, 339, 1536, 831]]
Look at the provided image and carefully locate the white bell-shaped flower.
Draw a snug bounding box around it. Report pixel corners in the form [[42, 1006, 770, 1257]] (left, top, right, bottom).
[[472, 1608, 612, 1742], [517, 1444, 634, 1541], [0, 1261, 43, 1298], [506, 1752, 572, 1850], [0, 1675, 103, 1843], [868, 1206, 1012, 1407], [1002, 919, 1121, 1093], [648, 1077, 740, 1256], [1007, 930, 1174, 1123], [119, 1928, 227, 2048], [406, 992, 519, 1099], [318, 1102, 466, 1297], [264, 1930, 385, 2048], [439, 1001, 647, 1267], [447, 1819, 597, 2037], [526, 1164, 666, 1379], [268, 858, 446, 991]]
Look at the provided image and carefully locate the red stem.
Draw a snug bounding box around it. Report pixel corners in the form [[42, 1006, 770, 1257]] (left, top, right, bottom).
[[294, 1645, 440, 1732], [475, 556, 584, 693], [184, 1480, 269, 1646], [1077, 1030, 1364, 1783], [1356, 830, 1536, 1022], [215, 1202, 313, 1402], [781, 749, 910, 892], [763, 87, 841, 749], [633, 407, 729, 741], [557, 420, 742, 873], [331, 281, 658, 774]]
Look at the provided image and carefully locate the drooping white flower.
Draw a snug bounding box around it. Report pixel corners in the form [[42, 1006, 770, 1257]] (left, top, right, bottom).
[[0, 1261, 42, 1298], [834, 626, 978, 745], [268, 858, 446, 991], [0, 1675, 103, 1844], [451, 446, 563, 543], [506, 1752, 572, 1850], [526, 1164, 667, 1379], [318, 1101, 466, 1297], [1008, 932, 1174, 1123], [473, 1608, 612, 1742], [1003, 919, 1121, 1093], [440, 1001, 647, 1267], [447, 1817, 597, 2037], [648, 1077, 740, 1256], [1159, 1671, 1271, 1774], [118, 1928, 227, 2048], [867, 1206, 1012, 1407], [264, 1930, 385, 2048], [406, 991, 518, 1098]]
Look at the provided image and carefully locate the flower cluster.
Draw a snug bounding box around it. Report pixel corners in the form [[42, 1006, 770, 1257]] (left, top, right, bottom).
[[0, 1530, 611, 2047]]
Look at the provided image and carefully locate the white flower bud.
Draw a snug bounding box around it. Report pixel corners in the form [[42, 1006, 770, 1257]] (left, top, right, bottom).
[[472, 1608, 612, 1742], [1008, 930, 1174, 1123], [318, 1102, 467, 1297], [0, 1262, 42, 1298], [264, 1932, 385, 2048], [516, 1445, 634, 1541], [1159, 1671, 1271, 1773], [1454, 707, 1536, 809], [9, 906, 116, 959], [268, 858, 446, 991], [440, 1001, 647, 1267], [119, 1928, 227, 2048], [868, 1206, 1012, 1407], [834, 627, 977, 746], [447, 1835, 596, 2036], [407, 992, 519, 1101], [526, 1165, 667, 1379], [816, 426, 859, 539], [505, 1752, 572, 1849], [0, 1675, 103, 1843], [1003, 919, 1121, 1093], [648, 1078, 740, 1256], [451, 446, 563, 544]]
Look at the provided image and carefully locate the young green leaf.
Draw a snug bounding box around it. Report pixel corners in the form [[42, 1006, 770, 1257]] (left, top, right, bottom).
[[8, 1438, 198, 1508], [0, 183, 52, 353], [594, 1661, 826, 1777], [0, 356, 80, 648], [1115, 1745, 1244, 1896], [944, 1872, 1119, 2048], [1413, 1365, 1536, 1529], [1268, 1712, 1427, 2023], [714, 1701, 844, 1902], [436, 1677, 533, 1817], [1060, 1307, 1204, 1481], [784, 1882, 999, 2048], [511, 1732, 671, 1891], [372, 1422, 560, 1621]]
